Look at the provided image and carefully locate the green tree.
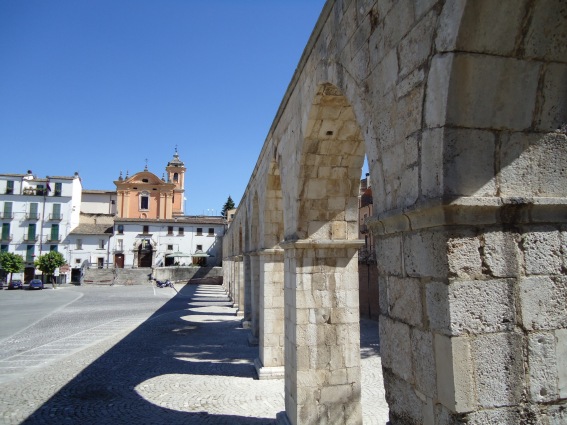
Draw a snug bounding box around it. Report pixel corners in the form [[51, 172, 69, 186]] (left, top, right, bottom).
[[221, 195, 235, 217], [34, 251, 66, 287], [0, 252, 25, 283]]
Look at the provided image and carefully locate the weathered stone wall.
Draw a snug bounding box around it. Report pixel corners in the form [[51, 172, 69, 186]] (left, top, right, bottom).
[[222, 0, 567, 424]]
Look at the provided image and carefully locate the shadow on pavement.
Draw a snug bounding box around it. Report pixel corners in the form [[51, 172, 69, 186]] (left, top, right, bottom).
[[21, 283, 280, 425]]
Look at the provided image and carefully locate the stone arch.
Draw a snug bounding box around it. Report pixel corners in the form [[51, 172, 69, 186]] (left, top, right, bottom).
[[263, 160, 284, 248], [296, 83, 366, 241]]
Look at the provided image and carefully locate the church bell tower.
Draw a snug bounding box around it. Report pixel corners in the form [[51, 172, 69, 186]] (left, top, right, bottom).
[[165, 148, 186, 216]]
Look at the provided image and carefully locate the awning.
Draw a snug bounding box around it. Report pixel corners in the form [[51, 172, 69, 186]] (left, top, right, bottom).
[[165, 252, 192, 258], [192, 251, 210, 257]]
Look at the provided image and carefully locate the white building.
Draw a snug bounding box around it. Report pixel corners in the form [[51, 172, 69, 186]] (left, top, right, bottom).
[[112, 216, 225, 269], [0, 170, 82, 282]]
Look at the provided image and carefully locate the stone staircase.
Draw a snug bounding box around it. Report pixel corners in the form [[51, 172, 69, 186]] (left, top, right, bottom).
[[113, 268, 153, 286]]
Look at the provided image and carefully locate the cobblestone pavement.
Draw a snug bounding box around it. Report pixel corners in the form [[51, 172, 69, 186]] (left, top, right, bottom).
[[0, 284, 388, 424]]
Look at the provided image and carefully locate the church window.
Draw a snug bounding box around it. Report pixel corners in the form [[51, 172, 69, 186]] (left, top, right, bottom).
[[173, 173, 179, 182], [140, 191, 149, 210]]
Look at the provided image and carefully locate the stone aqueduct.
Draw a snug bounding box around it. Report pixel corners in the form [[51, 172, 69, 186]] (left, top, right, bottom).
[[222, 1, 566, 424]]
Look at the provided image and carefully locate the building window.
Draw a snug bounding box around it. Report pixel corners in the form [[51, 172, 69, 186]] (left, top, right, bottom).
[[28, 203, 38, 220], [196, 227, 203, 236], [1, 244, 8, 252], [196, 244, 203, 251], [26, 245, 35, 262], [99, 239, 105, 249], [27, 224, 36, 241], [52, 204, 61, 220], [143, 225, 149, 234], [5, 180, 14, 195], [1, 223, 10, 241], [117, 225, 124, 234], [54, 182, 62, 196], [50, 245, 58, 252], [208, 228, 214, 236], [2, 201, 12, 219], [76, 239, 83, 250], [139, 191, 149, 210], [167, 226, 173, 235], [178, 227, 184, 236], [167, 244, 173, 250], [117, 239, 123, 251], [173, 173, 179, 182], [36, 184, 45, 196], [50, 224, 59, 241]]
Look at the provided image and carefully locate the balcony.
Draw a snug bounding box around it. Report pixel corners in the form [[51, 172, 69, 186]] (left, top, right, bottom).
[[26, 213, 40, 220], [46, 235, 61, 243], [23, 187, 47, 196], [24, 234, 39, 242], [0, 234, 12, 242], [0, 212, 13, 219], [49, 213, 63, 221]]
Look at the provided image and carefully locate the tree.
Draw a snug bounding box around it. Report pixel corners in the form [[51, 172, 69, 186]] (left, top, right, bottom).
[[35, 251, 66, 287], [221, 195, 235, 218], [0, 252, 25, 283]]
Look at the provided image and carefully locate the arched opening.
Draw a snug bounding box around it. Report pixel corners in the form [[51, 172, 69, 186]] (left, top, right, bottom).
[[137, 239, 153, 268], [282, 83, 374, 423]]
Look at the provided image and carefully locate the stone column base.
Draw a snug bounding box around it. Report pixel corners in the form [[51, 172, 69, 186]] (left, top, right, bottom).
[[276, 411, 292, 425], [248, 333, 259, 346], [254, 358, 284, 380]]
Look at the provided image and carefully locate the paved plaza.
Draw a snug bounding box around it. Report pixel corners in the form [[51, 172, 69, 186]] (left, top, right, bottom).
[[0, 284, 388, 424]]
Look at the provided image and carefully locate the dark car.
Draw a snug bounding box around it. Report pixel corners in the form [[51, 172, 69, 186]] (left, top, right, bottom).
[[29, 279, 44, 290], [8, 279, 23, 290]]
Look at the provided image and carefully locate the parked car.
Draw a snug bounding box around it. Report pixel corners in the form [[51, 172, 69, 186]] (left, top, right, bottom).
[[8, 279, 23, 290], [29, 279, 44, 290]]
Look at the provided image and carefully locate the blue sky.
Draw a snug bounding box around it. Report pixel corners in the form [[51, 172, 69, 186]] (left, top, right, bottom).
[[0, 1, 326, 216]]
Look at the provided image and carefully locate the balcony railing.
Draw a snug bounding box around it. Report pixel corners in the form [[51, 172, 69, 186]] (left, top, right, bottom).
[[46, 235, 61, 242], [0, 212, 13, 219], [24, 235, 39, 242], [23, 188, 47, 196], [0, 234, 12, 242], [49, 213, 63, 221], [26, 213, 40, 220]]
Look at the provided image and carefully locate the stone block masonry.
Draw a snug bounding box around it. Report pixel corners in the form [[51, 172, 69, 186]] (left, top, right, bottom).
[[223, 0, 567, 423]]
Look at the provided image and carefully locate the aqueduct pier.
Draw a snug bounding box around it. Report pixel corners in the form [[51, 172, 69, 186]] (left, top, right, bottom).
[[222, 1, 567, 423]]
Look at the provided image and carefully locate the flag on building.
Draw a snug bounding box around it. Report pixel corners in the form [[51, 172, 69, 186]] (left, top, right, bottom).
[[45, 178, 51, 193]]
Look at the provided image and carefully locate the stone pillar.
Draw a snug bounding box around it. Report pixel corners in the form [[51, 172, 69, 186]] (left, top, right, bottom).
[[255, 248, 285, 379], [235, 255, 244, 317], [278, 239, 363, 425], [249, 251, 260, 345], [372, 197, 567, 424], [242, 253, 252, 327], [222, 257, 231, 294]]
